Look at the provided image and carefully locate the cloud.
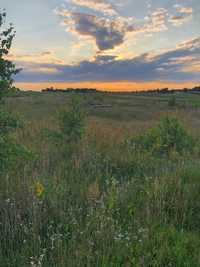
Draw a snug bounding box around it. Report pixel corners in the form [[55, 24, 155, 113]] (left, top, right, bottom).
[[56, 5, 170, 52], [169, 5, 193, 26], [175, 5, 193, 14], [71, 0, 117, 16], [41, 51, 52, 56], [169, 14, 192, 26], [56, 8, 136, 51], [7, 51, 64, 65], [15, 37, 200, 83], [143, 8, 168, 33], [95, 54, 117, 62], [26, 66, 59, 74], [56, 1, 194, 56], [183, 64, 200, 73], [177, 37, 200, 49]]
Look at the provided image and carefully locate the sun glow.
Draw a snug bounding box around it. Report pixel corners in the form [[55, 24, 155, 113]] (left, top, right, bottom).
[[15, 81, 198, 92]]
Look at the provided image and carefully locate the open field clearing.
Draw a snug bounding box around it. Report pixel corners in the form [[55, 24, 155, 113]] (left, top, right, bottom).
[[1, 91, 200, 266]]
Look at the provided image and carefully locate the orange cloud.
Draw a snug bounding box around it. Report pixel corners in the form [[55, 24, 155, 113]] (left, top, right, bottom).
[[182, 64, 200, 72], [7, 51, 64, 65]]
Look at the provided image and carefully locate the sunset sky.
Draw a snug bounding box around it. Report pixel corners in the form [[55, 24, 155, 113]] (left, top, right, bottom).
[[2, 0, 200, 91]]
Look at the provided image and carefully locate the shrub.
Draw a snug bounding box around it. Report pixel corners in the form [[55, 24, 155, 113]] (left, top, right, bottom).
[[0, 109, 21, 133], [44, 96, 87, 165], [168, 95, 176, 107], [0, 111, 31, 173], [59, 97, 86, 143], [132, 116, 194, 156]]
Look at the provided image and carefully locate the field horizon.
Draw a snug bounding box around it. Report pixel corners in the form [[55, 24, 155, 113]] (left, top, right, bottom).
[[15, 81, 200, 92]]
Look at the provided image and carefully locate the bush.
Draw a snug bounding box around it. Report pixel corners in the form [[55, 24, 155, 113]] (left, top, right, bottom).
[[44, 96, 87, 166], [59, 97, 86, 143], [0, 109, 21, 134], [132, 117, 194, 156], [0, 110, 31, 173], [168, 95, 176, 107]]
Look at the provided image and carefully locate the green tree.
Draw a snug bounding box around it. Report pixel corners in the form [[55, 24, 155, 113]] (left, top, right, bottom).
[[0, 10, 20, 101], [0, 11, 30, 174]]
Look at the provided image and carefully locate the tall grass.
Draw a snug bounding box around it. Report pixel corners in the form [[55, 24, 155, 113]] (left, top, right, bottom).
[[1, 94, 200, 266]]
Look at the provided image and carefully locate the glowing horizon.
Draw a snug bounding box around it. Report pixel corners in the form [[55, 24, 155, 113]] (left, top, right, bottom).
[[15, 81, 199, 92]]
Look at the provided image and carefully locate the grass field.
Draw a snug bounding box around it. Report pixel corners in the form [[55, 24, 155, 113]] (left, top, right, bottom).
[[1, 91, 200, 266]]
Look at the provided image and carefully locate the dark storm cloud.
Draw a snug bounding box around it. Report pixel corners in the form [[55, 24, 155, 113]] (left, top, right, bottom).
[[15, 37, 200, 83], [72, 13, 126, 50], [57, 10, 136, 51]]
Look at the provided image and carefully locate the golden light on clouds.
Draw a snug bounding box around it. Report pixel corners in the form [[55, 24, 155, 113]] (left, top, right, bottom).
[[182, 64, 200, 72], [7, 50, 64, 65]]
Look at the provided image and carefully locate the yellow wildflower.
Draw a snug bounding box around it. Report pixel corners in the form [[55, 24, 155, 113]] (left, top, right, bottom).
[[35, 181, 44, 197]]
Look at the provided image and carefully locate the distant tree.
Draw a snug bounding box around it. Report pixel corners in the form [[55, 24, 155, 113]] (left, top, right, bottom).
[[0, 10, 20, 101]]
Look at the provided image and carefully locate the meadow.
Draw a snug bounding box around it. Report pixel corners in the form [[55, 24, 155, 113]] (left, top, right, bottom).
[[1, 91, 200, 266]]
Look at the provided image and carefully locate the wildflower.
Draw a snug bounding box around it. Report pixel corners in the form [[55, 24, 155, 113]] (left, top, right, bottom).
[[35, 181, 44, 197]]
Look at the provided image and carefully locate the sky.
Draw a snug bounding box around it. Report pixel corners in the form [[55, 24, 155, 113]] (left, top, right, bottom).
[[1, 0, 200, 91]]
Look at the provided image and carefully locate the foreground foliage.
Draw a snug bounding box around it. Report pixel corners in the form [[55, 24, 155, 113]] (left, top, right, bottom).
[[1, 106, 200, 266], [0, 11, 29, 175], [131, 116, 194, 156]]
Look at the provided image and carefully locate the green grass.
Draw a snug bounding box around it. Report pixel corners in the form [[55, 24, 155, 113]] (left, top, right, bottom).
[[1, 91, 200, 266]]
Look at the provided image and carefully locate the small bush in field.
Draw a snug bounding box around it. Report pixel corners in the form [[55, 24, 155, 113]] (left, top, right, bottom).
[[0, 110, 31, 173], [45, 96, 86, 161], [132, 116, 194, 156], [0, 109, 20, 134], [168, 95, 176, 107], [59, 97, 86, 143]]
